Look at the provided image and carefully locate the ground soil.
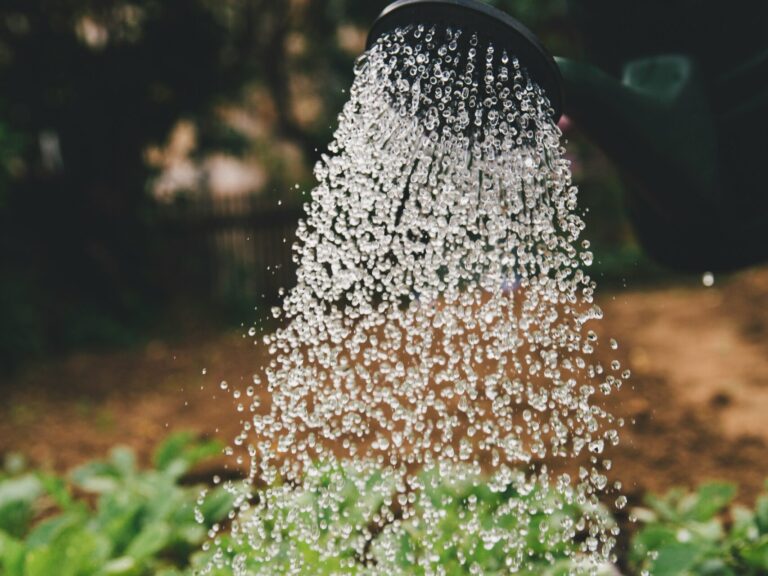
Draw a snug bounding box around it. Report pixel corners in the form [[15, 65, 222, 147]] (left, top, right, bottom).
[[2, 266, 768, 510]]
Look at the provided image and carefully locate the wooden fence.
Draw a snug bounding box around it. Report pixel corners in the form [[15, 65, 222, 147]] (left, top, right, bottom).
[[154, 194, 304, 306]]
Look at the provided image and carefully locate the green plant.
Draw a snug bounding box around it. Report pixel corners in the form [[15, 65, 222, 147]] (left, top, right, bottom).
[[0, 433, 234, 576], [190, 463, 617, 575], [11, 435, 768, 575], [187, 462, 395, 575], [0, 441, 618, 575], [631, 480, 768, 576]]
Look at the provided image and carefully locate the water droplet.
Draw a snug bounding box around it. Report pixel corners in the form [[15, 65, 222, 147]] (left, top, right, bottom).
[[203, 26, 625, 573]]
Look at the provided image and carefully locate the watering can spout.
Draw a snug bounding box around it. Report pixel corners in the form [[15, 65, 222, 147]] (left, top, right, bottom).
[[556, 54, 768, 272], [556, 55, 719, 217]]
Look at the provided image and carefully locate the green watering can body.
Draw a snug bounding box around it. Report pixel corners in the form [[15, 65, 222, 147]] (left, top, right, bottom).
[[559, 0, 768, 272]]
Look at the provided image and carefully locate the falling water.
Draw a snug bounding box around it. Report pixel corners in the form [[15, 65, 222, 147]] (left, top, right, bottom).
[[201, 24, 626, 575]]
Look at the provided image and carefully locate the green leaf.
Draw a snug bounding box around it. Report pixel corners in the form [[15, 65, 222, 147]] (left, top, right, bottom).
[[172, 521, 206, 546], [651, 541, 707, 576], [98, 556, 142, 576], [135, 473, 180, 523], [740, 535, 768, 570], [153, 432, 196, 471], [153, 432, 222, 478], [645, 488, 687, 522], [688, 483, 737, 522], [689, 518, 725, 542], [37, 473, 76, 512], [729, 504, 757, 540], [697, 557, 737, 576], [2, 453, 27, 476], [25, 511, 85, 548], [71, 461, 121, 493], [631, 524, 677, 561], [0, 530, 26, 576], [110, 447, 137, 478], [92, 493, 143, 554], [0, 474, 43, 537], [24, 526, 111, 576], [198, 486, 236, 525], [755, 494, 768, 534], [125, 520, 172, 560]]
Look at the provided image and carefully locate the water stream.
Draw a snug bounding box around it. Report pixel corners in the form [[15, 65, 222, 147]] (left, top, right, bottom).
[[201, 24, 626, 575]]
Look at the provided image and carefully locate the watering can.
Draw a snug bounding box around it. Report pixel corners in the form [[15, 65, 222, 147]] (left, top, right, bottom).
[[368, 0, 768, 273], [557, 0, 768, 273]]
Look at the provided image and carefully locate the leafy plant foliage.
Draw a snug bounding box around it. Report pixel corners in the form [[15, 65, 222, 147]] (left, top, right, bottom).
[[2, 435, 768, 575], [0, 433, 234, 576], [631, 481, 768, 575], [192, 463, 616, 575]]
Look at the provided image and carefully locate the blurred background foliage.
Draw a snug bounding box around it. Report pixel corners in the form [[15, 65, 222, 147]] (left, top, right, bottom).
[[0, 0, 663, 370]]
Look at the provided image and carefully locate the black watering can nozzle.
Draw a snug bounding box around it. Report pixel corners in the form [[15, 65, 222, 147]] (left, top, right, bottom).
[[366, 0, 564, 123]]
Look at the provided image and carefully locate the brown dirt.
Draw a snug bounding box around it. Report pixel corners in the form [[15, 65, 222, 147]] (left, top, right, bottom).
[[2, 267, 768, 506]]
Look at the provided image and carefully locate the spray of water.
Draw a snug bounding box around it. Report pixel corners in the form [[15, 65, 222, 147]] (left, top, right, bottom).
[[200, 24, 626, 575]]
